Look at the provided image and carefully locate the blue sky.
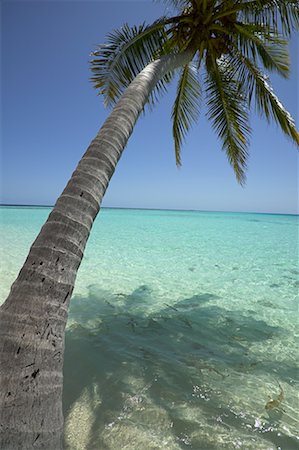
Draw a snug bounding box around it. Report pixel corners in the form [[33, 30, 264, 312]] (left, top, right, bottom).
[[1, 0, 298, 214]]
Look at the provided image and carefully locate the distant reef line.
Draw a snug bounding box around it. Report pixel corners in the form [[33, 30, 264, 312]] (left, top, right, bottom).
[[0, 204, 298, 216]]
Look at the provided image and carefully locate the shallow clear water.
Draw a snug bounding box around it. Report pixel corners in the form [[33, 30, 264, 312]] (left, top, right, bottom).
[[0, 206, 298, 449]]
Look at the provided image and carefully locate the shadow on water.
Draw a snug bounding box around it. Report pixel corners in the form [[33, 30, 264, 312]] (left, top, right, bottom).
[[63, 285, 298, 449]]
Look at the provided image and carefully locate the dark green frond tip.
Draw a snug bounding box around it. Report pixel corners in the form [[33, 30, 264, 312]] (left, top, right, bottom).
[[172, 62, 201, 166]]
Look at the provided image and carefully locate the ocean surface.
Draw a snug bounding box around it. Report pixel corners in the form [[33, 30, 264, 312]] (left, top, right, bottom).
[[0, 206, 298, 450]]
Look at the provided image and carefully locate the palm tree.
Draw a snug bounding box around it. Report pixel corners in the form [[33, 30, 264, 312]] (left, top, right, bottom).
[[0, 1, 298, 448]]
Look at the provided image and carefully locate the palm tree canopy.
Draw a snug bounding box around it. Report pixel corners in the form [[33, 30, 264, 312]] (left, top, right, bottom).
[[90, 0, 299, 184]]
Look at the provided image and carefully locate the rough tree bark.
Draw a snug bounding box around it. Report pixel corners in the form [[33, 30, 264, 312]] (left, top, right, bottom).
[[0, 49, 193, 449]]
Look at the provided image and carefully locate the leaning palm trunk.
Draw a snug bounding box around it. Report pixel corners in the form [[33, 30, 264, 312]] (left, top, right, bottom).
[[0, 49, 193, 450]]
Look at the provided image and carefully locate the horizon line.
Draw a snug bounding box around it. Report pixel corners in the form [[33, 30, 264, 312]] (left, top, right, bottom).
[[0, 203, 298, 217]]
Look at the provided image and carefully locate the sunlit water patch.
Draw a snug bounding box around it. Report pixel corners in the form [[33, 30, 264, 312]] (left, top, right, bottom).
[[0, 206, 298, 449]]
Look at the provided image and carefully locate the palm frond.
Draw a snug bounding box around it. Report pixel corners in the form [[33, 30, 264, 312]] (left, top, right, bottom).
[[172, 62, 201, 165], [239, 1, 299, 36], [234, 23, 289, 78], [90, 19, 172, 107], [230, 48, 299, 146], [205, 54, 251, 184]]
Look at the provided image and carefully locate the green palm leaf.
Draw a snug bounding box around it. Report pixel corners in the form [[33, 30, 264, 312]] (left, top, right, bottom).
[[239, 1, 299, 36], [234, 23, 289, 78], [90, 19, 173, 106], [230, 49, 299, 146], [172, 62, 201, 166], [205, 54, 251, 184]]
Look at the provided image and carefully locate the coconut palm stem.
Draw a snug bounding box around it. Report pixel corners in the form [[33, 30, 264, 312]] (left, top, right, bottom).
[[0, 48, 193, 450]]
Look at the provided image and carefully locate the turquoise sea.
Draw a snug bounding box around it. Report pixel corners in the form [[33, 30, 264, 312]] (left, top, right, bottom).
[[0, 206, 298, 449]]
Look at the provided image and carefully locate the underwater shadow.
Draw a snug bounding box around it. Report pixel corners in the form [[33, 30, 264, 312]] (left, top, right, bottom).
[[63, 285, 296, 449]]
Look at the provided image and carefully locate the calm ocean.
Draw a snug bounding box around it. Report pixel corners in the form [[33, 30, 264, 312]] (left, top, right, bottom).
[[0, 206, 298, 449]]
